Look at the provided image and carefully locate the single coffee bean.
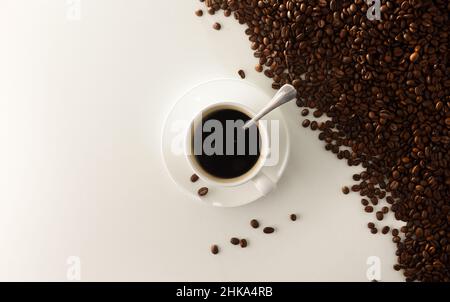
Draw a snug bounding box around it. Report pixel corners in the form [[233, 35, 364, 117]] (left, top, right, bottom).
[[240, 239, 248, 248], [238, 69, 246, 79], [368, 222, 375, 229], [382, 226, 390, 234], [371, 228, 378, 234], [263, 227, 275, 234], [409, 52, 419, 62], [302, 119, 311, 128], [250, 219, 259, 229], [301, 109, 309, 116], [365, 206, 374, 213], [342, 186, 350, 194], [230, 237, 240, 245], [255, 64, 263, 73], [290, 214, 297, 221], [376, 211, 384, 221], [313, 110, 323, 118], [361, 199, 369, 206], [392, 229, 399, 236], [310, 121, 318, 131], [190, 174, 199, 183], [382, 206, 389, 214], [211, 244, 219, 255], [195, 9, 203, 17], [198, 187, 208, 197], [213, 22, 221, 30]]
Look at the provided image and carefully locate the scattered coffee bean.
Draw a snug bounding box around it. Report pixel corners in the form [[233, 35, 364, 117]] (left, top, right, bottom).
[[255, 64, 263, 73], [198, 187, 208, 197], [263, 227, 275, 234], [213, 22, 221, 30], [370, 228, 378, 234], [190, 174, 199, 183], [368, 222, 375, 229], [195, 9, 203, 17], [382, 206, 389, 214], [342, 186, 350, 195], [230, 237, 240, 245], [290, 214, 297, 221], [382, 226, 390, 234], [302, 119, 311, 128], [240, 239, 248, 248], [392, 229, 399, 237], [238, 69, 246, 79], [250, 219, 259, 229], [365, 206, 374, 213], [211, 244, 219, 255], [301, 109, 309, 116], [361, 199, 369, 206], [376, 211, 384, 221]]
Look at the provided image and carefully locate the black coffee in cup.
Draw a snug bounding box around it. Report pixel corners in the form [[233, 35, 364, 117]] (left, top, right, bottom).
[[193, 108, 260, 179]]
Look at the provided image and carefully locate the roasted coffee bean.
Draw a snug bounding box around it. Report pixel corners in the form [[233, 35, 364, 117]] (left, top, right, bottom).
[[301, 109, 309, 116], [368, 222, 375, 229], [382, 206, 389, 214], [190, 174, 199, 183], [302, 119, 311, 128], [382, 226, 390, 234], [195, 9, 203, 17], [240, 239, 248, 248], [290, 214, 297, 221], [255, 64, 263, 73], [211, 244, 219, 255], [238, 70, 246, 79], [353, 174, 361, 181], [361, 199, 369, 206], [365, 206, 374, 213], [342, 186, 350, 195], [263, 227, 275, 234], [392, 229, 399, 237], [376, 211, 384, 221], [250, 219, 259, 229], [310, 121, 319, 131], [198, 187, 208, 197], [370, 228, 378, 234], [200, 0, 450, 282], [313, 110, 323, 118], [213, 22, 221, 30], [230, 237, 240, 245]]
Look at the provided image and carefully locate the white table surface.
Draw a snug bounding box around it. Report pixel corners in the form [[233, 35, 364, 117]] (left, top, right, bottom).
[[0, 0, 404, 281]]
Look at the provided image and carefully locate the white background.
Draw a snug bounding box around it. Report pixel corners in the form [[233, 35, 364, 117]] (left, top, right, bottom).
[[0, 0, 404, 281]]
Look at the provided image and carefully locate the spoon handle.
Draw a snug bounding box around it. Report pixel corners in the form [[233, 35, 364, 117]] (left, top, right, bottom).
[[244, 84, 297, 129]]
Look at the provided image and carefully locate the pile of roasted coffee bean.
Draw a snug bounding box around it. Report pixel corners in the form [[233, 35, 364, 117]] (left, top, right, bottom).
[[198, 0, 449, 282]]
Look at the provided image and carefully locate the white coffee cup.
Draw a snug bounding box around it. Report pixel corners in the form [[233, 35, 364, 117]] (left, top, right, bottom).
[[185, 102, 276, 196]]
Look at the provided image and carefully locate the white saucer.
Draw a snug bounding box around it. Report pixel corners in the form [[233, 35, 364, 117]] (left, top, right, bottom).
[[161, 79, 290, 207]]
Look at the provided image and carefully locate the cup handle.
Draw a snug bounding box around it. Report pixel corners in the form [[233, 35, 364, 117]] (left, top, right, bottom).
[[252, 172, 276, 196]]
